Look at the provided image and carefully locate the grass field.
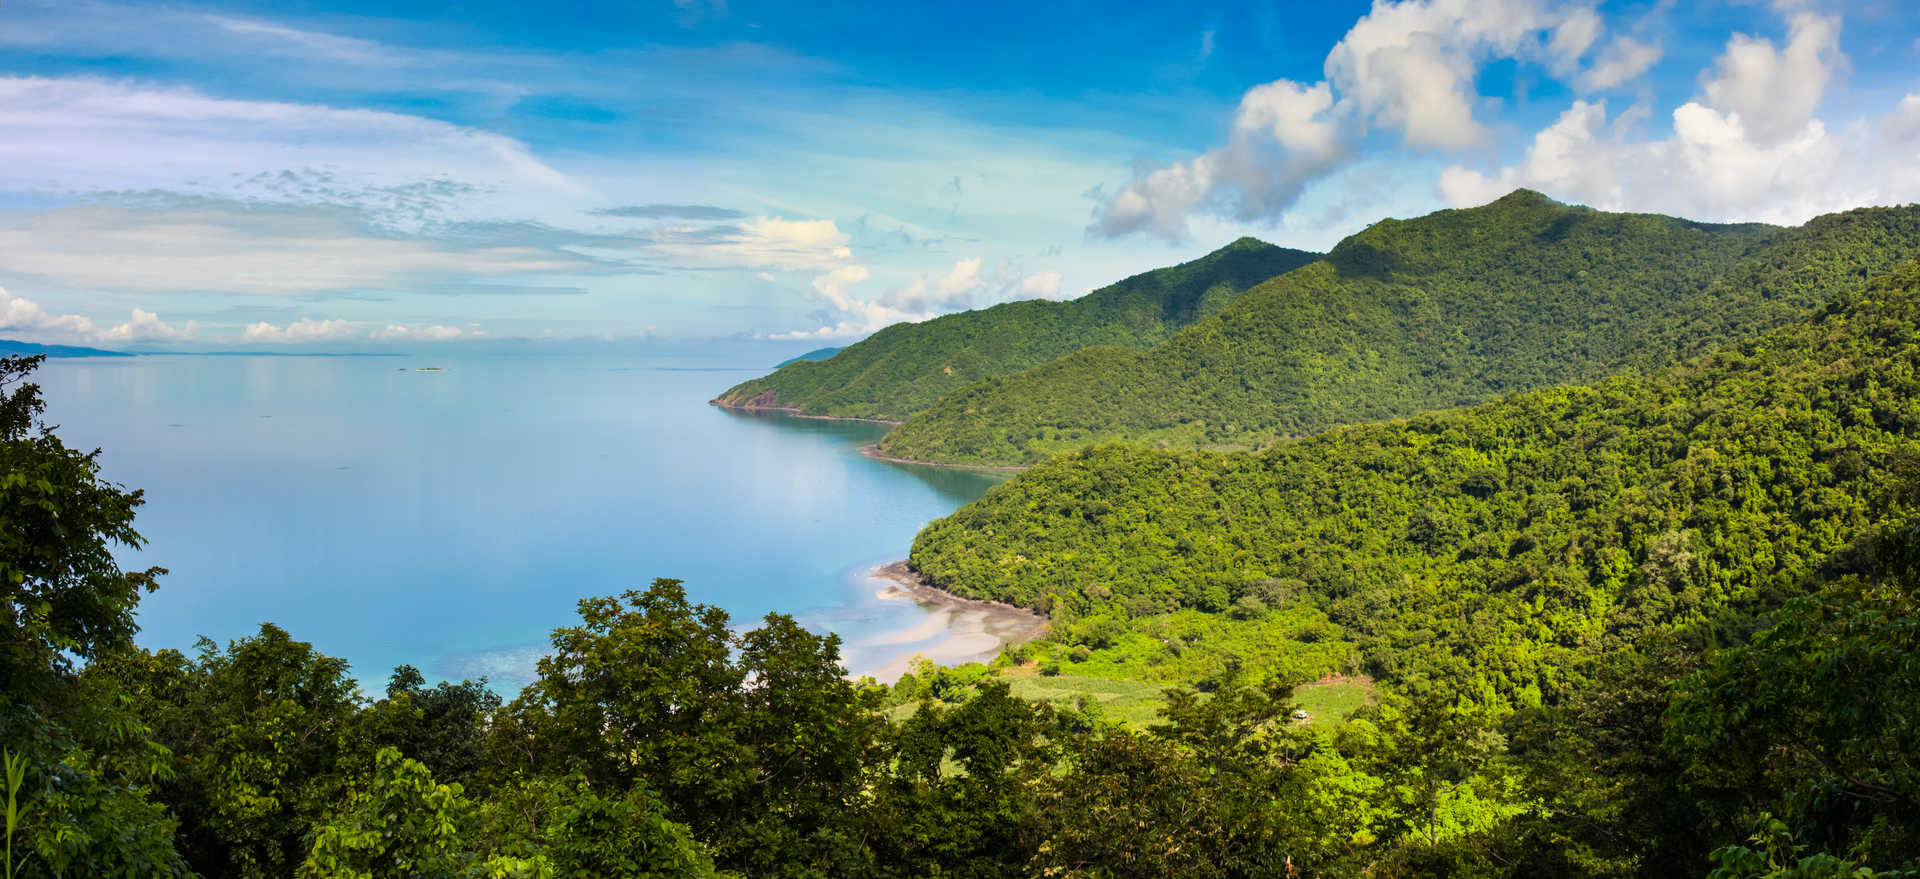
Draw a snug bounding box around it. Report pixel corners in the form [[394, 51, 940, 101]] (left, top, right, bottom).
[[1004, 674, 1171, 727], [1291, 675, 1375, 728], [885, 672, 1374, 731]]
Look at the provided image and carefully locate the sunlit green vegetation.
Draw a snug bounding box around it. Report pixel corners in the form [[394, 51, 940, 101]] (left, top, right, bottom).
[[880, 190, 1920, 464], [713, 237, 1317, 421], [9, 199, 1920, 876]]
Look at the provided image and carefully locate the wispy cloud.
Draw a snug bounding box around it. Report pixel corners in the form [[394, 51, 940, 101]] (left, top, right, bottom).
[[592, 204, 748, 221], [0, 198, 601, 296]]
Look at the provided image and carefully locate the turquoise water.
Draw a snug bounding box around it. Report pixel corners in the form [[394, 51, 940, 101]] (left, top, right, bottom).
[[35, 354, 1007, 691]]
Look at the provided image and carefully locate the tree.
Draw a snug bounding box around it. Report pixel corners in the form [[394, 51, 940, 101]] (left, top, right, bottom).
[[302, 747, 549, 879], [1, 354, 162, 710], [0, 355, 186, 877], [508, 580, 880, 876], [97, 626, 363, 878], [356, 666, 501, 792]]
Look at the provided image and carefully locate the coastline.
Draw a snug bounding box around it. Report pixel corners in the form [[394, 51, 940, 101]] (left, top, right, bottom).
[[854, 561, 1049, 683], [708, 398, 903, 426], [857, 444, 1032, 473], [710, 397, 1031, 471]]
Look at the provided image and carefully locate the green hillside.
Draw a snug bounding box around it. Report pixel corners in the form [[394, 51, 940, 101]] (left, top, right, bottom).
[[0, 339, 128, 357], [712, 237, 1318, 420], [774, 346, 842, 368], [879, 190, 1920, 464], [911, 259, 1920, 697]]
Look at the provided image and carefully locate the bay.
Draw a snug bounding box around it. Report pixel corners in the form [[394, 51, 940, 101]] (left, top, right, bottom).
[[34, 354, 1008, 691]]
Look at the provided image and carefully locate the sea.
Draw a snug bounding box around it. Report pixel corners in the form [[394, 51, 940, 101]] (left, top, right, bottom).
[[34, 353, 1009, 692]]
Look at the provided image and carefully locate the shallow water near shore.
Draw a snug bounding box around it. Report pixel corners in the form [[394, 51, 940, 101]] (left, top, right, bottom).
[[36, 354, 1013, 691]]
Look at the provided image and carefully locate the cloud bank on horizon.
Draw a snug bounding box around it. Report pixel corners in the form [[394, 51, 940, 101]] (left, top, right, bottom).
[[0, 0, 1914, 349]]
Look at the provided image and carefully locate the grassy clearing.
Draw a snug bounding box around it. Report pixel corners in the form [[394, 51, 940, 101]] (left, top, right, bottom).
[[1005, 675, 1171, 728], [884, 671, 1374, 731], [1291, 675, 1375, 727]]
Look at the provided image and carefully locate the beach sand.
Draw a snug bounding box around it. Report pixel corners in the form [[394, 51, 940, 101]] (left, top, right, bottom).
[[852, 561, 1048, 683]]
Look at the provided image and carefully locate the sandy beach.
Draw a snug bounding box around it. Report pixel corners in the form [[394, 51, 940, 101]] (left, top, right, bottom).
[[852, 561, 1048, 683]]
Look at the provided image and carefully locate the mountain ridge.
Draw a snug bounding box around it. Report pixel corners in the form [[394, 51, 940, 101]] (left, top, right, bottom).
[[877, 191, 1920, 464], [712, 237, 1320, 422]]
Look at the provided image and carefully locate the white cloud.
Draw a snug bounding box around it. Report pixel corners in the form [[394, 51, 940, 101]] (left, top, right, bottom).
[[936, 257, 984, 301], [1580, 35, 1662, 90], [1435, 7, 1914, 226], [373, 323, 463, 341], [1437, 93, 1919, 225], [101, 308, 197, 342], [1325, 0, 1597, 150], [1886, 94, 1920, 143], [0, 286, 98, 338], [0, 286, 197, 344], [774, 255, 1073, 340], [243, 318, 359, 343], [204, 15, 404, 67], [649, 216, 854, 272], [1093, 0, 1656, 241], [0, 200, 594, 295], [1021, 270, 1065, 299], [1092, 80, 1345, 240], [239, 318, 465, 344], [0, 76, 575, 218], [1700, 12, 1843, 147]]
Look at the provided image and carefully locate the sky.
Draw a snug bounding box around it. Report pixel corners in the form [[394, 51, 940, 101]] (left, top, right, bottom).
[[0, 0, 1916, 352]]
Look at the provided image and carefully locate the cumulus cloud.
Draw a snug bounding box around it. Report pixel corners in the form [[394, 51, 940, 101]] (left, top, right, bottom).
[[101, 308, 197, 342], [243, 318, 358, 343], [0, 199, 597, 295], [0, 285, 197, 344], [1094, 0, 1678, 241], [242, 317, 464, 344], [1020, 270, 1064, 299], [1091, 80, 1344, 240], [1436, 94, 1917, 225], [0, 286, 98, 338], [774, 256, 1070, 340], [373, 323, 464, 341], [1699, 12, 1843, 147], [1326, 0, 1593, 150], [1437, 10, 1911, 225]]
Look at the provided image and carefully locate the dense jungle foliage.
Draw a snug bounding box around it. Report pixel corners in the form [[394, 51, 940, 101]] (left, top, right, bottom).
[[906, 261, 1920, 872], [879, 190, 1920, 464], [712, 238, 1317, 421]]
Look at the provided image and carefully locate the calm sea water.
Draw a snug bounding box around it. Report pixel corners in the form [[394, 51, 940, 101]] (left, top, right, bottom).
[[35, 354, 1007, 691]]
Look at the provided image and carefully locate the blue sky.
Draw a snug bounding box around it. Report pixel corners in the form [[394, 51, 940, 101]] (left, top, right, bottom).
[[0, 0, 1915, 351]]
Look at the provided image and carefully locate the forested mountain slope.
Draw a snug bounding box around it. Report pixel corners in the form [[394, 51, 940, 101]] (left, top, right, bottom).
[[912, 259, 1920, 701], [880, 190, 1920, 464], [713, 237, 1318, 421]]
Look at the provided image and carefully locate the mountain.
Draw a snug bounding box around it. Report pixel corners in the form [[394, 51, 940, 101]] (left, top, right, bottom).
[[909, 258, 1920, 697], [0, 339, 129, 357], [712, 238, 1320, 421], [878, 190, 1920, 464], [774, 347, 843, 368]]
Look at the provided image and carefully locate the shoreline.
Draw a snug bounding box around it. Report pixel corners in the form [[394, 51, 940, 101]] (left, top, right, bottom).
[[710, 397, 1031, 472], [857, 444, 1032, 473], [854, 561, 1049, 683], [708, 398, 903, 426]]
